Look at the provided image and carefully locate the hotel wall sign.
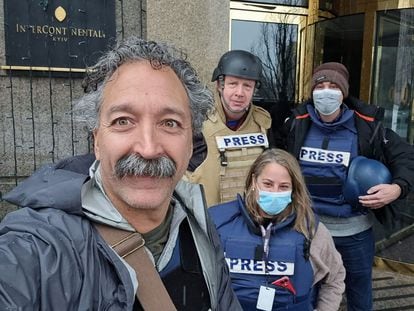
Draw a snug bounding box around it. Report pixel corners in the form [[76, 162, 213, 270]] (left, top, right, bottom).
[[3, 0, 116, 75]]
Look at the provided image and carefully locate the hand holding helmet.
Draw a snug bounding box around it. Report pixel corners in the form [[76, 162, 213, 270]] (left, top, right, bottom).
[[343, 156, 400, 209]]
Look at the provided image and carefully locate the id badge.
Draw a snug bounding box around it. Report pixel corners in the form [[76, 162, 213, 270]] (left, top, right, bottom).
[[256, 285, 275, 311]]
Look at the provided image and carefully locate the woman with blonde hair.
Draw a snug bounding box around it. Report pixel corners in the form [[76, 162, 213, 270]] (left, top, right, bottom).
[[209, 148, 345, 311]]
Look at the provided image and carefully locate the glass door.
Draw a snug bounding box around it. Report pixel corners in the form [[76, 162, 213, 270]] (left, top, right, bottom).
[[230, 2, 307, 127], [372, 8, 414, 144]]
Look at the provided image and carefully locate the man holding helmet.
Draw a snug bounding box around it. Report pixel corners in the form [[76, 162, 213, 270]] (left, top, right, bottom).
[[186, 50, 272, 207], [276, 62, 414, 310]]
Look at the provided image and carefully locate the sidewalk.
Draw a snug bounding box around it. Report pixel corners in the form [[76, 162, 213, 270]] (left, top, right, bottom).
[[340, 268, 414, 310], [372, 268, 414, 311]]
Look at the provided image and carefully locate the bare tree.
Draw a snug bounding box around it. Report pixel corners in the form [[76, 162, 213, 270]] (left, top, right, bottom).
[[252, 21, 297, 104]]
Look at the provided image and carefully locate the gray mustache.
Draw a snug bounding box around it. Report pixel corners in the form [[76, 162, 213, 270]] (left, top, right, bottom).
[[115, 154, 176, 178]]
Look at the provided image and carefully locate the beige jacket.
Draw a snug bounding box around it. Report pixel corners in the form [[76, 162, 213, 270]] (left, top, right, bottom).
[[185, 96, 271, 207], [311, 222, 346, 311]]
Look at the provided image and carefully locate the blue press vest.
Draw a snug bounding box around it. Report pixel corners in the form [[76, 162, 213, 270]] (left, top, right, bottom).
[[209, 196, 316, 311], [299, 107, 362, 217]]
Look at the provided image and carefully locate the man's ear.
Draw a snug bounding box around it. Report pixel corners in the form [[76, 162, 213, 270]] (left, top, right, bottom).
[[218, 77, 225, 90]]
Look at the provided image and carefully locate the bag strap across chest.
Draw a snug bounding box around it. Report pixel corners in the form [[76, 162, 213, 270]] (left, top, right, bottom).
[[94, 223, 177, 310]]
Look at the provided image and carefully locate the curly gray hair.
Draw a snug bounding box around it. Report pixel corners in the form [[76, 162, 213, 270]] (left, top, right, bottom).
[[74, 37, 213, 135]]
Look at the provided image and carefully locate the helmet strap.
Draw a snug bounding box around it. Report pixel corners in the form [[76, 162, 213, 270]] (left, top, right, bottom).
[[218, 75, 225, 90]]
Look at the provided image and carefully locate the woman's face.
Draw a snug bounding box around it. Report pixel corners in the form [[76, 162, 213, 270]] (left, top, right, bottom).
[[254, 162, 292, 195], [253, 162, 293, 218]]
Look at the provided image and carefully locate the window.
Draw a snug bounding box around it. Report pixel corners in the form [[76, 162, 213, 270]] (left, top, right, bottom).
[[372, 8, 414, 143], [314, 14, 365, 97]]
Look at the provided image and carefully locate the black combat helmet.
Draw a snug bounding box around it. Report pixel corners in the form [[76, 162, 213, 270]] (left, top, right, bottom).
[[211, 50, 262, 85]]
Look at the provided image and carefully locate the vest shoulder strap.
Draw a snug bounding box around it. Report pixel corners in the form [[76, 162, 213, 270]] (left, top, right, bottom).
[[94, 223, 177, 311], [252, 105, 272, 129]]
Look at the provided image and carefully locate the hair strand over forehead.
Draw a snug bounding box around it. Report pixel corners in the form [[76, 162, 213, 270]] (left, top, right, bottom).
[[73, 37, 214, 135]]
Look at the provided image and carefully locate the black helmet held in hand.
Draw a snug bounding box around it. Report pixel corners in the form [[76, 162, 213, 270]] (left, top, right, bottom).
[[211, 50, 262, 85]]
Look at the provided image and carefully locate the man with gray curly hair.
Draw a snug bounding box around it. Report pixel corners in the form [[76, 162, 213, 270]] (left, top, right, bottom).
[[0, 37, 241, 310]]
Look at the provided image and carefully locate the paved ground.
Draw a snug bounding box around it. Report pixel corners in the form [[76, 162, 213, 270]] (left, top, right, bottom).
[[339, 268, 414, 310], [372, 268, 414, 310]]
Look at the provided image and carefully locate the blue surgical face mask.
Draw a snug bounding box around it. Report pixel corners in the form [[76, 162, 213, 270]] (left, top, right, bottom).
[[256, 190, 292, 216], [313, 88, 342, 116]]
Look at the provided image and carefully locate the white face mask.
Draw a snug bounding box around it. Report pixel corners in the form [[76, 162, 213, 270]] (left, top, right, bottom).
[[313, 89, 342, 116]]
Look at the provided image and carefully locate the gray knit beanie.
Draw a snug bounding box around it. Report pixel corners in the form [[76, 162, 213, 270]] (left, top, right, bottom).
[[312, 62, 349, 98]]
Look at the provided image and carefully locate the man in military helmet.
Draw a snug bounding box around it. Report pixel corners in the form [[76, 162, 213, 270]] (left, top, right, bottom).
[[186, 50, 272, 206]]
